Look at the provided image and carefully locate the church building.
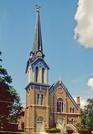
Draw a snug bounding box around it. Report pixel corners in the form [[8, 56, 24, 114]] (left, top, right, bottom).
[[24, 7, 80, 133]]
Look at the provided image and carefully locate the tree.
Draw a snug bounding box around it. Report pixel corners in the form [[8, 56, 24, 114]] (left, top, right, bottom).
[[76, 98, 93, 132], [0, 52, 22, 126]]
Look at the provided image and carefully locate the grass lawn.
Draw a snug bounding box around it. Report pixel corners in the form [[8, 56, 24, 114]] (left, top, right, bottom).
[[0, 131, 28, 134]]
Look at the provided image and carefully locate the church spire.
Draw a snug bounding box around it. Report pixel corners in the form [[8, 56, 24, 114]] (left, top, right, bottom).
[[31, 5, 44, 58]]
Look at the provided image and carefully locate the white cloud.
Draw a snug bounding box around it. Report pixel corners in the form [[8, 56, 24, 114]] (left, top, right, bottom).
[[80, 97, 87, 108], [74, 0, 93, 48], [87, 77, 93, 89]]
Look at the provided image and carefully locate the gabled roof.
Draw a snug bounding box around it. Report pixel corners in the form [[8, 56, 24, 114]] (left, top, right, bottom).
[[49, 80, 79, 109], [25, 57, 49, 73], [31, 57, 49, 69]]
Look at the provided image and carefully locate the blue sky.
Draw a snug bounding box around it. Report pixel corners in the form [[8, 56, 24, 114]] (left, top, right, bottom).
[[0, 0, 93, 106]]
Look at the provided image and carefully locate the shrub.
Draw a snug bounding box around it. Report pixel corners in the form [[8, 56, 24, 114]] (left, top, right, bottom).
[[46, 128, 60, 133]]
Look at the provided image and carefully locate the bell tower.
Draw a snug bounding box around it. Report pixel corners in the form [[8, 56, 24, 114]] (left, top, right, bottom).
[[25, 6, 50, 133]]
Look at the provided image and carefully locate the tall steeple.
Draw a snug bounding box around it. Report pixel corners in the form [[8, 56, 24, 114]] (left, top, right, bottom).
[[30, 5, 44, 59], [26, 5, 49, 84], [25, 6, 50, 133]]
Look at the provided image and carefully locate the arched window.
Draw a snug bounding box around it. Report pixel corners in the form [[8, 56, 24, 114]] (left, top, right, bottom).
[[35, 67, 38, 82], [57, 98, 64, 112], [41, 94, 43, 105], [42, 68, 45, 83], [71, 118, 75, 124], [70, 107, 72, 113], [72, 107, 75, 113], [70, 107, 75, 113], [37, 94, 43, 105], [37, 94, 39, 105]]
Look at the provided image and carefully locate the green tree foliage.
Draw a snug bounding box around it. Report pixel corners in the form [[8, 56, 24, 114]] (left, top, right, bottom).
[[0, 52, 22, 125], [76, 98, 93, 131]]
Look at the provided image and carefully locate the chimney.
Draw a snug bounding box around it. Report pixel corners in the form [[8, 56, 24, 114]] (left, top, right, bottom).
[[76, 96, 80, 106]]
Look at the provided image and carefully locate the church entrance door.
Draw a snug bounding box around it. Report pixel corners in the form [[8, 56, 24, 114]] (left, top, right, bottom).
[[36, 117, 44, 132]]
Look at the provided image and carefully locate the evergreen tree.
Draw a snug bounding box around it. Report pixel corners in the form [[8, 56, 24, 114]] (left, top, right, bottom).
[[0, 51, 22, 126]]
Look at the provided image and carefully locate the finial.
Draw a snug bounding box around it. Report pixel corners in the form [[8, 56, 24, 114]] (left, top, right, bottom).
[[35, 4, 40, 13]]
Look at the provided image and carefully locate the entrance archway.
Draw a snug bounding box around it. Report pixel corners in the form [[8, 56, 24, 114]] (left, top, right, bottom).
[[36, 116, 44, 132]]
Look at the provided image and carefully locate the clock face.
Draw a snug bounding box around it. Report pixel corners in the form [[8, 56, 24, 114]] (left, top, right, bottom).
[[37, 51, 42, 57]]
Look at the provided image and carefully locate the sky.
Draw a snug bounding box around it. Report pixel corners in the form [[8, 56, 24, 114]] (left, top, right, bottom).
[[0, 0, 93, 107]]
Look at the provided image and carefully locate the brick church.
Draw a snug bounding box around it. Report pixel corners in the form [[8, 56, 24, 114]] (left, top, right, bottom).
[[23, 7, 80, 133]]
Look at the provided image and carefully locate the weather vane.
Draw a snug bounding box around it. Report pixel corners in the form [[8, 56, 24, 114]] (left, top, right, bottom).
[[35, 4, 41, 12]]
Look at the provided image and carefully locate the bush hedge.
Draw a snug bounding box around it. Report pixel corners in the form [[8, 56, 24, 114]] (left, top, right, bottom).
[[46, 128, 61, 133], [0, 132, 27, 134]]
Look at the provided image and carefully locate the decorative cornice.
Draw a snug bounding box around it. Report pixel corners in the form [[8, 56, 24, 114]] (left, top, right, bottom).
[[51, 112, 80, 115], [25, 82, 50, 90]]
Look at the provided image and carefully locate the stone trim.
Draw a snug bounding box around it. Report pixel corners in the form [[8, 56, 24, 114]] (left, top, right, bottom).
[[26, 105, 49, 108], [50, 112, 80, 115]]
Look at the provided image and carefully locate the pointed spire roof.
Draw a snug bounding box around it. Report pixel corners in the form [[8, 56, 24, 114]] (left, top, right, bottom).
[[32, 5, 44, 58], [26, 6, 48, 73]]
